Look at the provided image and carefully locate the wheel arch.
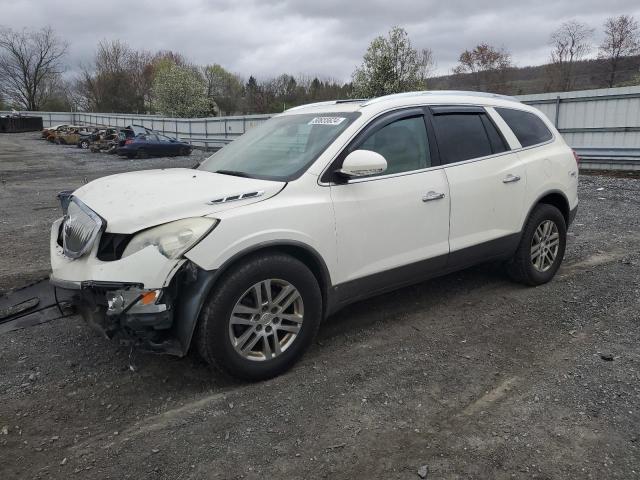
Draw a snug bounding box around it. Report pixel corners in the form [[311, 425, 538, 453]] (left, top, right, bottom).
[[524, 190, 570, 229], [174, 241, 332, 355]]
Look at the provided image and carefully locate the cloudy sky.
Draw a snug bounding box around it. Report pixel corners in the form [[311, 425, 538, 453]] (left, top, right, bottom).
[[3, 0, 640, 81]]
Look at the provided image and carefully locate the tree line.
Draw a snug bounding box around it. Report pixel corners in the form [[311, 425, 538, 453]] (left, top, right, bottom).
[[1, 14, 639, 116]]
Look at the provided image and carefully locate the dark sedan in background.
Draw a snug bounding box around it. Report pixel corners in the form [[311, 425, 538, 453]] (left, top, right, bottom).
[[116, 133, 193, 158]]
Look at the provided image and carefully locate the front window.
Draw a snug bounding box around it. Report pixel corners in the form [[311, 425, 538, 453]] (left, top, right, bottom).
[[199, 112, 360, 181], [358, 115, 431, 175]]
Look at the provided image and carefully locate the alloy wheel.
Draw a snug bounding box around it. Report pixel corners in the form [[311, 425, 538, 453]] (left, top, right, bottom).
[[530, 219, 560, 272], [228, 279, 304, 361]]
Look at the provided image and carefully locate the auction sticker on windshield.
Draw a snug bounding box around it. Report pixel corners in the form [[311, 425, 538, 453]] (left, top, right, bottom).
[[308, 117, 346, 126]]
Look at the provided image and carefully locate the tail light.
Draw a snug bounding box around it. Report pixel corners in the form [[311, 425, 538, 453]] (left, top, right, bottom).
[[572, 150, 580, 166], [125, 139, 133, 145]]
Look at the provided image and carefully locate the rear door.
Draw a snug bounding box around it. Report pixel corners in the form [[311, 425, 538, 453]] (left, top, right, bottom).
[[145, 134, 162, 155], [428, 106, 526, 264], [327, 108, 450, 303]]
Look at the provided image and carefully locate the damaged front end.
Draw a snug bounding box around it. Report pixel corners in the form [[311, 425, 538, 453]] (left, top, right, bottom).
[[53, 262, 210, 356], [49, 193, 219, 356]]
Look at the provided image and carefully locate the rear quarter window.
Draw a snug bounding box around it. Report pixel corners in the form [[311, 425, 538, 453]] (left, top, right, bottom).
[[495, 107, 553, 148]]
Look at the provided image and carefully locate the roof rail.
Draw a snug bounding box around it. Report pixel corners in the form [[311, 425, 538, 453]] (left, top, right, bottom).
[[286, 101, 338, 112], [286, 98, 368, 112], [286, 91, 519, 112], [335, 98, 368, 104], [361, 90, 520, 106]]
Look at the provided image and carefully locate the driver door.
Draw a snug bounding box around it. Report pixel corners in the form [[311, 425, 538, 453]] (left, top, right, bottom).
[[328, 109, 450, 304]]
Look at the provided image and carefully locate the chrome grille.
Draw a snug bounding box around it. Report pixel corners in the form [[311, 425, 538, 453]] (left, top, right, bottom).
[[62, 198, 104, 259]]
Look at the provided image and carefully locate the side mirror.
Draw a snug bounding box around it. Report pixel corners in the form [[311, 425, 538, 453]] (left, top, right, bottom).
[[337, 150, 387, 178]]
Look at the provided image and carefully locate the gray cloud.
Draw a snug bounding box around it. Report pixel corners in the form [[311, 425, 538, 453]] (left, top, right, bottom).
[[3, 0, 640, 81]]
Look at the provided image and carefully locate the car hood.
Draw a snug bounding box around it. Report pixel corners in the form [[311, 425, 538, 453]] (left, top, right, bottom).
[[72, 168, 285, 233]]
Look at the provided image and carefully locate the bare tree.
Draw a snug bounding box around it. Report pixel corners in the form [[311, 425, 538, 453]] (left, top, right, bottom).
[[453, 43, 512, 93], [598, 15, 640, 87], [0, 26, 67, 110], [77, 40, 155, 113], [549, 20, 594, 91]]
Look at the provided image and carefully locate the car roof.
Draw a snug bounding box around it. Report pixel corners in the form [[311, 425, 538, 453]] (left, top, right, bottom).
[[282, 90, 536, 117]]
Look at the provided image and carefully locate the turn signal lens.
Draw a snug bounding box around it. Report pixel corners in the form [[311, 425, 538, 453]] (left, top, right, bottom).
[[140, 290, 159, 305]]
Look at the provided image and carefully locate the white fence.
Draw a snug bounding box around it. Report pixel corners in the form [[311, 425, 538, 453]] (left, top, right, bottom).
[[3, 85, 640, 168]]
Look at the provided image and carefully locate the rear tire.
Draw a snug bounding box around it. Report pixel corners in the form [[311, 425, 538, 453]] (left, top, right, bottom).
[[196, 253, 322, 381], [80, 140, 90, 149], [506, 204, 566, 286]]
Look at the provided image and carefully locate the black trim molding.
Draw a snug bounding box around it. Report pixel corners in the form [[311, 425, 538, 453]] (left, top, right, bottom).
[[327, 233, 521, 314]]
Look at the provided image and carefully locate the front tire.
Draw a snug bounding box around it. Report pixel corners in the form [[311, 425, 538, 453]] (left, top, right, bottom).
[[196, 253, 322, 381], [507, 203, 567, 286]]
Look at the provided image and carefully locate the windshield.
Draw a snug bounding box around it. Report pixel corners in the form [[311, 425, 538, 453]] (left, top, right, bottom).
[[199, 112, 360, 181]]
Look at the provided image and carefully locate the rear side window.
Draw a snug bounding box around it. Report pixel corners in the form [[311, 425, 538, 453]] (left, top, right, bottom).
[[495, 108, 553, 147], [431, 113, 507, 164]]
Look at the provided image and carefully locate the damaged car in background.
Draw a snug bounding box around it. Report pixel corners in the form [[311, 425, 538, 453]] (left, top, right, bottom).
[[49, 91, 578, 380], [55, 126, 95, 145], [41, 124, 69, 138], [115, 132, 193, 158]]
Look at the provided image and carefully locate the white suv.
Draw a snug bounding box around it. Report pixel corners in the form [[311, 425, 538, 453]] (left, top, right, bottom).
[[50, 91, 579, 380]]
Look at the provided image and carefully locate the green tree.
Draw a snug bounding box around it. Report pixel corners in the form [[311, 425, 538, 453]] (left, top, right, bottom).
[[351, 26, 434, 98], [152, 63, 210, 117], [244, 75, 266, 113], [203, 64, 244, 115]]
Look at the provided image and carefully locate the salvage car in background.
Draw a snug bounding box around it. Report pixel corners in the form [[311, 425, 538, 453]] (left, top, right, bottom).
[[89, 128, 124, 153], [116, 133, 192, 158], [41, 124, 69, 138], [77, 128, 104, 149], [45, 125, 80, 142], [56, 126, 93, 145]]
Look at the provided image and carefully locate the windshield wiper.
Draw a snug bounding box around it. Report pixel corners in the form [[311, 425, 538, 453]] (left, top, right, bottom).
[[215, 169, 253, 178]]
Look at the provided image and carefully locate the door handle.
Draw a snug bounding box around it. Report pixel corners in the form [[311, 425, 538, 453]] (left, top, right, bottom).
[[503, 174, 521, 184], [422, 191, 446, 202]]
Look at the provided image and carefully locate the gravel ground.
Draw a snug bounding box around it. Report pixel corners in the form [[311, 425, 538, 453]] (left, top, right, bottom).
[[0, 132, 639, 479]]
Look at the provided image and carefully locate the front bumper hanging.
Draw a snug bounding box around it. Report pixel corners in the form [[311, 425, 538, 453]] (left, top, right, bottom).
[[48, 261, 217, 357], [50, 276, 181, 355]]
